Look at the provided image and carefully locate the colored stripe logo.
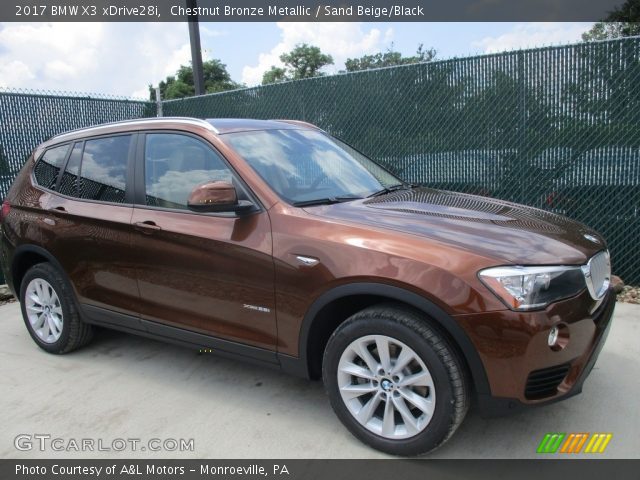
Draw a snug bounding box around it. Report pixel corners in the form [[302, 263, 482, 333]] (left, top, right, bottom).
[[584, 433, 613, 453], [537, 433, 612, 454]]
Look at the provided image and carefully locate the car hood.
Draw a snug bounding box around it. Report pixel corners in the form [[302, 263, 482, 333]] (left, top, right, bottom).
[[304, 188, 605, 265]]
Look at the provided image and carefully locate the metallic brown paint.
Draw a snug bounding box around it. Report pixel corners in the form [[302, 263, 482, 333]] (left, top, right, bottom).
[[130, 206, 277, 349], [187, 181, 238, 210]]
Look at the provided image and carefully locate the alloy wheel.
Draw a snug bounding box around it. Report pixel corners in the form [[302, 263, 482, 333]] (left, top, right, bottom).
[[337, 334, 436, 440], [25, 278, 64, 344]]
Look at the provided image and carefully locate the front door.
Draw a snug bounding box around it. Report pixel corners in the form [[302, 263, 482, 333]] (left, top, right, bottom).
[[130, 132, 277, 351]]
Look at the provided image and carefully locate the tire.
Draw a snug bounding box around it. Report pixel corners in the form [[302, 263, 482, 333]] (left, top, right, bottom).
[[19, 262, 93, 354], [322, 304, 469, 456]]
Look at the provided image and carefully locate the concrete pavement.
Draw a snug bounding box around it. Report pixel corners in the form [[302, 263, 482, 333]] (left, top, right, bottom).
[[0, 300, 638, 459]]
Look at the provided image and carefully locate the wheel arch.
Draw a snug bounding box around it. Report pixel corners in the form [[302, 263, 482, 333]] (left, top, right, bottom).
[[297, 282, 491, 396], [11, 244, 67, 295]]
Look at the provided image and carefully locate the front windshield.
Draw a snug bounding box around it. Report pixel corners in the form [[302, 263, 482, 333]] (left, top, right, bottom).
[[223, 129, 403, 205]]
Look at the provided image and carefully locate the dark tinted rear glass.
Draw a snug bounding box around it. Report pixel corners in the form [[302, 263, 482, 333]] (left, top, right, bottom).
[[78, 136, 131, 203], [33, 144, 70, 190], [57, 143, 83, 197]]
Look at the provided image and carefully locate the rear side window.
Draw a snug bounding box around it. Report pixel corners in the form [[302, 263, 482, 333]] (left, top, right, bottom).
[[78, 136, 131, 203], [57, 143, 83, 197], [33, 144, 70, 190]]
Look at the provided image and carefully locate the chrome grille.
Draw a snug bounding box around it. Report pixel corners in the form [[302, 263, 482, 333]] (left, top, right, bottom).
[[582, 251, 611, 300]]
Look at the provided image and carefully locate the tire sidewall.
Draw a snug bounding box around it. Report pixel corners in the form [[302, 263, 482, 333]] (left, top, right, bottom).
[[323, 315, 457, 456], [20, 264, 74, 354]]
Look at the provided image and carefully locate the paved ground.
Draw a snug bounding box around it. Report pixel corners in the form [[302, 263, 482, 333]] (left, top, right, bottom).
[[0, 301, 638, 459]]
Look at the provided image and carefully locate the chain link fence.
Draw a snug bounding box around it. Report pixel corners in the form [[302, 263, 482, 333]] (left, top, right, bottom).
[[1, 37, 639, 283], [0, 89, 155, 199]]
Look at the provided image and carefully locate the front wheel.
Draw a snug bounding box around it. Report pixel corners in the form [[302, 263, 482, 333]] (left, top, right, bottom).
[[322, 304, 469, 456]]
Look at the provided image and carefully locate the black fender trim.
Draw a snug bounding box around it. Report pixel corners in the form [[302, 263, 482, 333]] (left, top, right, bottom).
[[10, 244, 68, 294], [294, 282, 491, 396]]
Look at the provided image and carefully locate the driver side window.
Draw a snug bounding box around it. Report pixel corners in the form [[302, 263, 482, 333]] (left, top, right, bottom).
[[144, 133, 236, 210]]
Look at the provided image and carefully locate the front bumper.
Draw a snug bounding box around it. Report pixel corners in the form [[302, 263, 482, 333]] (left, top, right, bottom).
[[456, 288, 616, 417]]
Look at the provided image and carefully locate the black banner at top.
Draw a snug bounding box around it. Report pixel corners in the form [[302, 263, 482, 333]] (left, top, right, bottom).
[[0, 0, 629, 22]]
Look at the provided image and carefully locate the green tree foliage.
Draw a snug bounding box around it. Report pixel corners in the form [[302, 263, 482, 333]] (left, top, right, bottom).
[[582, 0, 640, 40], [261, 66, 288, 85], [262, 44, 334, 85], [344, 44, 436, 72], [149, 59, 242, 100], [281, 44, 334, 80]]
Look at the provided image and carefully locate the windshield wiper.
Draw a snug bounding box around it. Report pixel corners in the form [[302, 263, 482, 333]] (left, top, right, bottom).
[[292, 196, 363, 207], [367, 183, 415, 198]]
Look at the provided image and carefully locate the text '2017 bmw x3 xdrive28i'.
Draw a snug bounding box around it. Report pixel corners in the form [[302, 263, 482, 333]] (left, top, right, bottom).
[[1, 118, 614, 455]]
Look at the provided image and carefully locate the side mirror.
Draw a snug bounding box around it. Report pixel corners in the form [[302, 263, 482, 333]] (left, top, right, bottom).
[[187, 181, 254, 214]]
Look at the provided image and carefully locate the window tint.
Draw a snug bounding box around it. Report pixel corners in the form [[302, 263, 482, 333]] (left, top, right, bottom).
[[144, 133, 234, 210], [33, 144, 70, 190], [78, 136, 131, 203], [57, 143, 83, 197]]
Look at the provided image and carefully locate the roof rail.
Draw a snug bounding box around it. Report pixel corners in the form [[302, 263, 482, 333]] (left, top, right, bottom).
[[52, 117, 218, 140], [270, 119, 322, 131]]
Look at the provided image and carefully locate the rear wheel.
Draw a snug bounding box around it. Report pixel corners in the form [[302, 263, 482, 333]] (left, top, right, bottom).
[[20, 263, 93, 354], [323, 304, 469, 456]]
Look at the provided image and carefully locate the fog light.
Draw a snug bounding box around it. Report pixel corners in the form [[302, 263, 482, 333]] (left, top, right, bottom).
[[547, 323, 569, 351]]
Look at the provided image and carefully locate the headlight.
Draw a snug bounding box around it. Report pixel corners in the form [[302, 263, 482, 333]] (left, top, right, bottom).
[[478, 265, 586, 311]]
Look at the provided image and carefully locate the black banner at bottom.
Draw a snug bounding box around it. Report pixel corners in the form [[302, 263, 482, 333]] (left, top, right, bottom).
[[2, 459, 639, 480]]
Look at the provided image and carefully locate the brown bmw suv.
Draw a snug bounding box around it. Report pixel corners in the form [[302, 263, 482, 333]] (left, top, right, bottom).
[[0, 118, 614, 455]]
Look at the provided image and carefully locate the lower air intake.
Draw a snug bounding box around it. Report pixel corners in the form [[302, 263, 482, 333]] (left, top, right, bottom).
[[525, 363, 571, 399]]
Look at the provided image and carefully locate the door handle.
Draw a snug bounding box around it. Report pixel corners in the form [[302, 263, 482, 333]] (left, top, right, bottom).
[[134, 221, 162, 234], [49, 206, 67, 213]]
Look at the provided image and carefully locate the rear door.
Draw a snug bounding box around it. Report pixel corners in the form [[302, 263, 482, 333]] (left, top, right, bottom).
[[130, 131, 277, 351], [42, 134, 140, 320]]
